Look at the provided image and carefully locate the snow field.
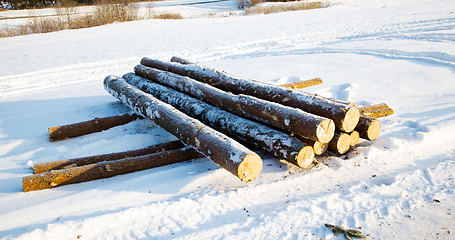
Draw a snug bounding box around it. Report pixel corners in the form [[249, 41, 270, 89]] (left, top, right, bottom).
[[0, 0, 454, 239]]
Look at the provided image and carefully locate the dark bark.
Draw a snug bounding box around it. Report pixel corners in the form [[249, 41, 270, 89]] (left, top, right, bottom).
[[49, 113, 140, 142], [134, 64, 335, 143], [104, 76, 263, 182], [140, 57, 360, 132], [123, 73, 315, 169]]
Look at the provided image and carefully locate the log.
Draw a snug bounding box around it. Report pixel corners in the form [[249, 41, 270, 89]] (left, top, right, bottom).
[[279, 78, 323, 89], [355, 116, 381, 141], [296, 136, 328, 155], [349, 130, 360, 146], [359, 103, 394, 118], [328, 132, 351, 154], [361, 108, 394, 118], [48, 113, 140, 142], [170, 56, 193, 65], [33, 140, 184, 174], [134, 64, 335, 143], [23, 147, 203, 192], [123, 73, 315, 169], [104, 76, 262, 182], [140, 57, 360, 132]]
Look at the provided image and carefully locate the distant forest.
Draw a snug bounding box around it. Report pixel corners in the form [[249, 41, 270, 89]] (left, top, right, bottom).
[[1, 0, 131, 9]]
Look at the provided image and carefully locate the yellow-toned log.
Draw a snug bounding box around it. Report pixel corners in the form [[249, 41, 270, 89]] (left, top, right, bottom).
[[279, 78, 323, 89]]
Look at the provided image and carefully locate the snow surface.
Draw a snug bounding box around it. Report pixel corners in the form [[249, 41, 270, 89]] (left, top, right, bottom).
[[1, 0, 455, 239]]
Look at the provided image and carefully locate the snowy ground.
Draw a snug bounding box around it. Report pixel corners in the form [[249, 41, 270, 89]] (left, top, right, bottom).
[[1, 0, 455, 239]]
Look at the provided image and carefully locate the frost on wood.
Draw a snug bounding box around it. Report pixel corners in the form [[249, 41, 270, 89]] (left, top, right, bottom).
[[134, 64, 335, 143], [123, 73, 315, 169], [104, 75, 262, 182], [140, 57, 360, 132]]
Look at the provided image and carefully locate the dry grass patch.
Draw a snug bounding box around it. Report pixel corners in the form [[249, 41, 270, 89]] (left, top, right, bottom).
[[153, 13, 183, 19], [1, 0, 139, 38], [246, 1, 328, 14]]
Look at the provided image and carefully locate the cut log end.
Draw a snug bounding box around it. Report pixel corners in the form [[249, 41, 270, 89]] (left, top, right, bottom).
[[237, 154, 263, 183], [329, 133, 351, 155], [316, 119, 336, 143], [349, 131, 360, 146], [296, 146, 315, 169], [313, 141, 328, 155], [340, 107, 360, 133], [366, 119, 381, 140]]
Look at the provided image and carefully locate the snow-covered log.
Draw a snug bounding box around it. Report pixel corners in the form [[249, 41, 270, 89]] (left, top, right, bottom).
[[134, 64, 335, 143], [33, 140, 184, 174], [23, 147, 203, 192], [356, 116, 381, 141], [140, 57, 360, 132], [104, 76, 263, 182], [48, 113, 140, 142], [123, 73, 315, 169], [170, 56, 193, 65]]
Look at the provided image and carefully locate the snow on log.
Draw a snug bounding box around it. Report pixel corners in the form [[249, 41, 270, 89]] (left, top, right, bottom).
[[279, 78, 323, 89], [123, 73, 315, 169], [170, 56, 193, 65], [355, 116, 381, 141], [134, 64, 335, 143], [23, 147, 203, 192], [104, 76, 262, 182], [48, 113, 140, 142], [33, 140, 184, 174], [140, 57, 360, 132]]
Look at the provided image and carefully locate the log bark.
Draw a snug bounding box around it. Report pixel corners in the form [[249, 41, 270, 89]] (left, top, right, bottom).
[[33, 140, 184, 174], [104, 76, 262, 182], [123, 73, 315, 169], [23, 147, 203, 192], [134, 64, 335, 143], [328, 132, 351, 154], [279, 78, 323, 89], [359, 103, 394, 118], [140, 57, 360, 132], [48, 113, 140, 142], [170, 56, 193, 65], [355, 116, 381, 141], [296, 136, 328, 155]]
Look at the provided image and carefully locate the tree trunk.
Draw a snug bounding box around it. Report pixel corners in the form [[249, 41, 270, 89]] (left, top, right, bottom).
[[48, 113, 140, 142], [279, 78, 323, 89], [328, 132, 351, 154], [33, 140, 184, 174], [104, 76, 262, 182], [140, 57, 360, 132], [355, 116, 381, 141], [123, 73, 315, 169], [134, 65, 335, 143], [170, 56, 193, 65], [23, 147, 203, 192]]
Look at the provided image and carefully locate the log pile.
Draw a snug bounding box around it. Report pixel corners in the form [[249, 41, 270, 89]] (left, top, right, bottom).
[[22, 57, 394, 192]]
